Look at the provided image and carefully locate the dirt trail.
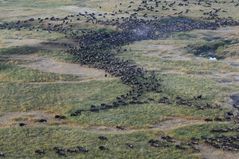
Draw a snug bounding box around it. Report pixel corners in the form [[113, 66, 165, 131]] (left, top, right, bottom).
[[199, 144, 239, 159], [22, 78, 116, 85], [83, 119, 207, 134], [0, 111, 235, 159], [0, 111, 65, 127], [0, 112, 209, 134], [152, 117, 206, 131]]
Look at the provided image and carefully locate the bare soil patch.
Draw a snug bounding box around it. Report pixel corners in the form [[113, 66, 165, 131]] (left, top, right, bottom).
[[153, 117, 206, 131], [199, 144, 239, 159], [59, 6, 101, 14], [4, 54, 108, 79], [84, 117, 208, 134], [0, 111, 65, 127], [1, 39, 43, 48]]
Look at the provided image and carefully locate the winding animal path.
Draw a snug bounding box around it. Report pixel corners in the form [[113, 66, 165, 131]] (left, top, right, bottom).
[[0, 111, 228, 135]]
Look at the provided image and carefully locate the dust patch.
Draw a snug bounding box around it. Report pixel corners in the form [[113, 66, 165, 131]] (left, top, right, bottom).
[[199, 144, 239, 159], [153, 117, 206, 131], [84, 117, 208, 134], [59, 5, 102, 14], [0, 38, 43, 49], [5, 54, 108, 79]]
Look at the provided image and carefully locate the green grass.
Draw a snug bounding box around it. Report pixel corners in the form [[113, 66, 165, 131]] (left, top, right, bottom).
[[159, 74, 231, 104], [0, 1, 239, 158], [2, 0, 239, 22], [121, 40, 238, 74], [38, 50, 76, 63], [173, 29, 239, 59], [0, 63, 80, 82], [0, 29, 65, 48], [0, 29, 64, 41], [0, 28, 130, 120], [0, 0, 84, 21], [0, 79, 129, 113], [0, 127, 199, 159], [119, 56, 235, 105], [119, 38, 239, 110], [0, 0, 80, 8], [0, 46, 39, 55], [169, 123, 239, 141], [72, 103, 227, 128], [187, 39, 239, 59]]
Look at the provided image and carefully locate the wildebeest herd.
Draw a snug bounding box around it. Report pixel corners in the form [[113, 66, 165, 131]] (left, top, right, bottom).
[[1, 0, 239, 157]]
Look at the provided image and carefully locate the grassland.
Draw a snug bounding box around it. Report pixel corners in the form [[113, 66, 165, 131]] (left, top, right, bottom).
[[0, 34, 234, 158], [0, 127, 202, 159], [0, 0, 239, 158]]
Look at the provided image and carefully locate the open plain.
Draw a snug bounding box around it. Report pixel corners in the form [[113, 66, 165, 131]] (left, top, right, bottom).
[[0, 0, 239, 158]]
